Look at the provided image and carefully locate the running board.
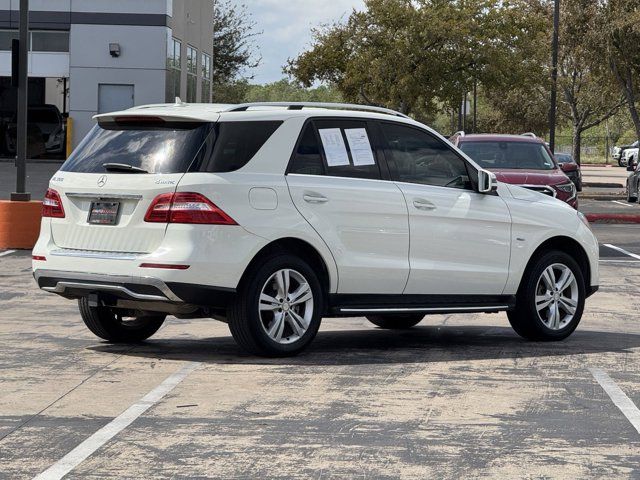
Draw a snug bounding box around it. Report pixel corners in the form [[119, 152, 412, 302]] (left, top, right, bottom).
[[328, 294, 515, 316]]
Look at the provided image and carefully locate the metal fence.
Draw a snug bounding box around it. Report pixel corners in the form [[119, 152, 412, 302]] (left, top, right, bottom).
[[553, 135, 617, 163]]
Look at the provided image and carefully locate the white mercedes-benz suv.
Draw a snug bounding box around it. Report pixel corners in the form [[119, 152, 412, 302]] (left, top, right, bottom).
[[33, 102, 599, 356]]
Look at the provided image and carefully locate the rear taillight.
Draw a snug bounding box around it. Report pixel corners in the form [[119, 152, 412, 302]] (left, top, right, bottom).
[[144, 192, 237, 225], [42, 188, 65, 218]]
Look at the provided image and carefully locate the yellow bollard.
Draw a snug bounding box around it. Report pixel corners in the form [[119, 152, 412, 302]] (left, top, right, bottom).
[[65, 116, 73, 158]]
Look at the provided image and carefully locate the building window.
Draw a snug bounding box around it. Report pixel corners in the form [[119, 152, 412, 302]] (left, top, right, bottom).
[[0, 30, 18, 50], [31, 31, 69, 52], [0, 30, 69, 52], [201, 52, 211, 103], [186, 45, 197, 103], [166, 36, 181, 102]]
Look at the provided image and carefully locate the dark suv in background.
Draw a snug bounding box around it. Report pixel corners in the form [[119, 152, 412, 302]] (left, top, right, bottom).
[[554, 152, 582, 191], [451, 133, 577, 208], [4, 104, 65, 158]]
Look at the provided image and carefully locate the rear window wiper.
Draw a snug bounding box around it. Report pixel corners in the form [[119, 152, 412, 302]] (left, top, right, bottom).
[[102, 163, 149, 174]]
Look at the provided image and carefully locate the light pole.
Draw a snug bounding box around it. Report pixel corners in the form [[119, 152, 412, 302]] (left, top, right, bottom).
[[11, 0, 30, 201], [548, 0, 560, 153]]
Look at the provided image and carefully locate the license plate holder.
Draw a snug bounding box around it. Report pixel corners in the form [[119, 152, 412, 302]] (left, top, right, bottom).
[[87, 201, 120, 225]]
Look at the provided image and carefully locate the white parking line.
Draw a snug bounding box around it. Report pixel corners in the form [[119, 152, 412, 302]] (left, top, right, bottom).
[[603, 243, 640, 260], [33, 361, 201, 480], [611, 200, 635, 207], [589, 368, 640, 434], [0, 249, 16, 257]]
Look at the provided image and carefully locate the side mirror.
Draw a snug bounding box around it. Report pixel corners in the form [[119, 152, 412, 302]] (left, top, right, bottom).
[[478, 169, 498, 193]]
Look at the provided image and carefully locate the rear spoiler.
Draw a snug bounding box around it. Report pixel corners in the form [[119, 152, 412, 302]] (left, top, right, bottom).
[[93, 113, 215, 124]]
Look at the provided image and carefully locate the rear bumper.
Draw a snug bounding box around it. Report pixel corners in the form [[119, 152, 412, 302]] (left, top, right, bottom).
[[34, 269, 236, 308]]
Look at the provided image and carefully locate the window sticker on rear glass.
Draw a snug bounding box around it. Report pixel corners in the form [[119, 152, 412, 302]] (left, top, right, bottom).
[[345, 128, 375, 166], [318, 128, 350, 167]]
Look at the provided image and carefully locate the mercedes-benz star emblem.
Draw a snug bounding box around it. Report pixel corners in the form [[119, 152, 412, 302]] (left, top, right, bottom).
[[97, 175, 107, 188]]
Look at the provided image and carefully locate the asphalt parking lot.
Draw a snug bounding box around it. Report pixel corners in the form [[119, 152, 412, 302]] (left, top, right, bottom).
[[0, 224, 638, 479]]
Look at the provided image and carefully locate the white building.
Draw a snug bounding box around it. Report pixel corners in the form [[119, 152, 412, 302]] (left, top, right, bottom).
[[0, 0, 213, 155]]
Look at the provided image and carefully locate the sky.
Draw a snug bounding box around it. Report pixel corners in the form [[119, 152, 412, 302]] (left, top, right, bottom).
[[241, 0, 365, 84]]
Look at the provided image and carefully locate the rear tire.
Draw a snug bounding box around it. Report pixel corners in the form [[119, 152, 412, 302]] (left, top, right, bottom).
[[508, 250, 585, 341], [366, 314, 424, 329], [78, 298, 166, 342], [227, 254, 323, 356]]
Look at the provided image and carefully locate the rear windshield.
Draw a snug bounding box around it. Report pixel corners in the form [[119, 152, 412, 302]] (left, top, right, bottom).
[[460, 141, 556, 170], [61, 121, 213, 174], [61, 120, 282, 174]]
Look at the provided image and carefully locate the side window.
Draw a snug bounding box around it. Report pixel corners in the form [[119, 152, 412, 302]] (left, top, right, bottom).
[[381, 122, 471, 189], [314, 120, 381, 180], [289, 123, 325, 175], [200, 121, 282, 173]]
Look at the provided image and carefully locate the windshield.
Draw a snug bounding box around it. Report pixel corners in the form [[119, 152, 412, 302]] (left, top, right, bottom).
[[61, 121, 213, 174], [460, 141, 556, 170], [555, 153, 573, 164]]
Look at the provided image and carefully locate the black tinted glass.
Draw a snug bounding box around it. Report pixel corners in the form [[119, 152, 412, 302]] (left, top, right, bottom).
[[381, 123, 470, 188], [61, 121, 212, 174], [460, 141, 555, 170], [289, 124, 324, 175], [201, 121, 282, 172], [555, 153, 574, 164]]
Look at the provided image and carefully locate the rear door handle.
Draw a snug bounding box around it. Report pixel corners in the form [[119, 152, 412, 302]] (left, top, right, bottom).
[[413, 199, 436, 211], [303, 193, 329, 204]]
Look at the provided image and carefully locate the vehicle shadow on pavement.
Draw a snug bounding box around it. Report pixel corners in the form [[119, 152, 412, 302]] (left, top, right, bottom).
[[88, 326, 640, 366]]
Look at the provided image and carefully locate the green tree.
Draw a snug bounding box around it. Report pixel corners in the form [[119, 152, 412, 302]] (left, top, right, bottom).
[[287, 0, 551, 124], [244, 80, 343, 103], [558, 0, 625, 164], [211, 0, 261, 102], [605, 0, 640, 142]]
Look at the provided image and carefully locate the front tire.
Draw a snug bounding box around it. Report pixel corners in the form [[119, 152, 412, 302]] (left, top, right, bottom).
[[78, 298, 166, 342], [227, 255, 323, 356], [366, 314, 424, 329], [508, 250, 585, 341]]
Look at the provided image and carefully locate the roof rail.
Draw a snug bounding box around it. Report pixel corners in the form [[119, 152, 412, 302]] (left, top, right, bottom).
[[521, 132, 537, 138], [223, 102, 411, 119]]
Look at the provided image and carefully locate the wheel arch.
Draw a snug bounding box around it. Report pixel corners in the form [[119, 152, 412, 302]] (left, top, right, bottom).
[[520, 236, 591, 291], [238, 237, 334, 303]]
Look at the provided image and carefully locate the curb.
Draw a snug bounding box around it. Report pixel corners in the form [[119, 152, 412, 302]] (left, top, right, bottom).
[[580, 195, 624, 200], [585, 213, 640, 224], [583, 182, 624, 188]]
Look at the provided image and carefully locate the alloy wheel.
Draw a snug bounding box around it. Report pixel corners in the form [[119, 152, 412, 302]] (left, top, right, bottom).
[[535, 263, 579, 330], [258, 269, 314, 344]]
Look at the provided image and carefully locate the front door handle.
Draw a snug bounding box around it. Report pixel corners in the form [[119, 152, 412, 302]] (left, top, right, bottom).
[[413, 199, 436, 211], [303, 193, 329, 204]]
